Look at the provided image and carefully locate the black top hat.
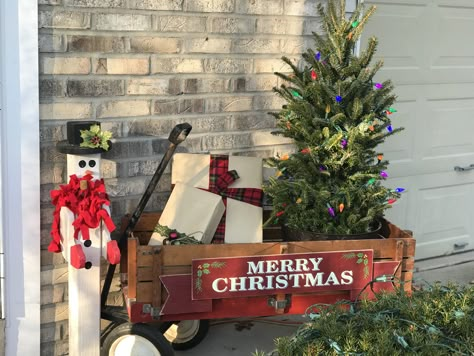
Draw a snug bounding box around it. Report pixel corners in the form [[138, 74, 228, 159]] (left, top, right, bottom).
[[57, 121, 112, 155]]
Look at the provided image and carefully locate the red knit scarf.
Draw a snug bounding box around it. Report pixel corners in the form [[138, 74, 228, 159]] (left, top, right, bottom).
[[48, 174, 115, 253]]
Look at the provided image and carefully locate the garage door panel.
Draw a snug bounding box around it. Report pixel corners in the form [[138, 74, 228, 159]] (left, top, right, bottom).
[[363, 0, 474, 259], [424, 99, 474, 159], [415, 182, 474, 259], [366, 0, 430, 6], [384, 176, 414, 230], [364, 2, 428, 84], [382, 100, 417, 176], [430, 6, 474, 83], [383, 85, 474, 177], [386, 175, 474, 259], [438, 0, 474, 8], [366, 1, 474, 85]]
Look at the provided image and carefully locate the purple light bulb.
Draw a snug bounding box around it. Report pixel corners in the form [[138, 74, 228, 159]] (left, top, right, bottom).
[[375, 83, 383, 89], [380, 171, 388, 178], [328, 207, 335, 217], [326, 203, 335, 217], [341, 139, 347, 148]]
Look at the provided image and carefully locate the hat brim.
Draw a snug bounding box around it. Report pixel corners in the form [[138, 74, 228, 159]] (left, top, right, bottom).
[[56, 140, 112, 155]]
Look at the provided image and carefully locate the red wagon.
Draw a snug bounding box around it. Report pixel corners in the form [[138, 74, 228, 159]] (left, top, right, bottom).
[[99, 124, 415, 355], [101, 211, 415, 355]]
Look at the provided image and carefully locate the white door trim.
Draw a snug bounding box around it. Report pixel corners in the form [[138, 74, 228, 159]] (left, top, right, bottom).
[[0, 0, 40, 354]]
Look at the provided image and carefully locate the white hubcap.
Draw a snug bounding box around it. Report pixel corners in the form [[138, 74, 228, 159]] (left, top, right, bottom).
[[164, 320, 200, 344], [109, 335, 161, 356]]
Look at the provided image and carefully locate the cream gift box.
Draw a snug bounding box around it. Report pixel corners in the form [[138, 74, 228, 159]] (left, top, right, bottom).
[[148, 183, 225, 246], [171, 153, 263, 244]]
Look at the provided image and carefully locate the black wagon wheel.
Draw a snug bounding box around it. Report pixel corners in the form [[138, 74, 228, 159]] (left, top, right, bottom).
[[101, 322, 174, 356], [159, 319, 210, 350]]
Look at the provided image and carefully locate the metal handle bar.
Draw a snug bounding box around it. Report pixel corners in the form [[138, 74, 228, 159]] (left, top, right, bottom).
[[454, 164, 474, 172], [101, 123, 192, 311]]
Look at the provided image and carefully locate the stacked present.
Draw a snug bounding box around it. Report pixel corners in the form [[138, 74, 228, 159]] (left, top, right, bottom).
[[149, 154, 263, 245]]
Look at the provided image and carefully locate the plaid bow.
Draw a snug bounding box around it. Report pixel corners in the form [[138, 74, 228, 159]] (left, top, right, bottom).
[[208, 155, 263, 243]]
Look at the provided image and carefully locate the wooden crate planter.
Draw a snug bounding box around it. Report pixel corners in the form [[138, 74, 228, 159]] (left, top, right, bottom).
[[120, 213, 415, 323]]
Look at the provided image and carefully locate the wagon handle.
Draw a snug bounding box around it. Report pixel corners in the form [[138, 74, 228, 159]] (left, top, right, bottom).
[[101, 123, 192, 310]]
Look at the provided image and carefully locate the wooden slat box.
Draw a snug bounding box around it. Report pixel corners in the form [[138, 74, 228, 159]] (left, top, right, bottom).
[[120, 212, 415, 323]]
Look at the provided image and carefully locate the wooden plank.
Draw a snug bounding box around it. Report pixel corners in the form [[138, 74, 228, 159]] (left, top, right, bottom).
[[161, 265, 191, 276], [152, 247, 163, 308], [134, 212, 161, 232], [134, 232, 151, 245], [119, 222, 129, 275], [137, 253, 154, 267], [402, 257, 415, 271], [402, 238, 416, 257], [393, 240, 404, 286], [137, 267, 153, 282], [286, 238, 400, 259], [161, 242, 281, 266], [127, 238, 138, 299], [386, 220, 413, 240], [136, 281, 153, 303]]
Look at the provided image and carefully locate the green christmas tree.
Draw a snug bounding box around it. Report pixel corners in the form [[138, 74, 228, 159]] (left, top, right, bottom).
[[264, 0, 404, 235]]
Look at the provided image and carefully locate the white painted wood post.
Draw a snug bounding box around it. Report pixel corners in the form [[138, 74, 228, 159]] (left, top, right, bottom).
[[60, 153, 110, 356]]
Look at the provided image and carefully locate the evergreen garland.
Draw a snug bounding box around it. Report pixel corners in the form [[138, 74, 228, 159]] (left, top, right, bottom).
[[257, 283, 474, 355], [264, 0, 404, 234]]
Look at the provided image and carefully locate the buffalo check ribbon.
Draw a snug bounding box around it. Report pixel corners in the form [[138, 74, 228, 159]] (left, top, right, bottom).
[[208, 155, 263, 243]]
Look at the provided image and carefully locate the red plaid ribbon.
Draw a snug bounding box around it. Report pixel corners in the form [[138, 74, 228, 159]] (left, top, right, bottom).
[[208, 155, 263, 243]]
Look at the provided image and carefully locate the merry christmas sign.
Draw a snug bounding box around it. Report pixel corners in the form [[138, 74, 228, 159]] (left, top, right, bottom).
[[191, 250, 373, 300]]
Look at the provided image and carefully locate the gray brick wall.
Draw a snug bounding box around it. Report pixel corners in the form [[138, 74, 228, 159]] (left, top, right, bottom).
[[39, 0, 321, 353]]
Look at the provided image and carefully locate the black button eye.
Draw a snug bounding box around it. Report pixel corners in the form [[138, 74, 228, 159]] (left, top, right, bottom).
[[89, 160, 96, 168], [79, 160, 86, 168]]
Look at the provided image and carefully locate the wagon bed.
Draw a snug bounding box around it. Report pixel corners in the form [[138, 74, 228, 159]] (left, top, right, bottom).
[[118, 212, 415, 324]]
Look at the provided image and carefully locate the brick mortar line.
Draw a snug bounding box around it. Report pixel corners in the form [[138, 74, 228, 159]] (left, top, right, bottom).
[[40, 73, 283, 79], [39, 91, 280, 100], [37, 27, 316, 37], [39, 112, 276, 126], [38, 53, 309, 59], [38, 5, 320, 20]]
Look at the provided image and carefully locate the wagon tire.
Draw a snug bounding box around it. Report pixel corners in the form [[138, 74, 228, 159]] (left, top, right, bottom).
[[101, 322, 174, 356], [159, 319, 210, 350]]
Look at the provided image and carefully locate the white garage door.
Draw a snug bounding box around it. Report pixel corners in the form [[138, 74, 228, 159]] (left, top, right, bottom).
[[362, 0, 474, 259]]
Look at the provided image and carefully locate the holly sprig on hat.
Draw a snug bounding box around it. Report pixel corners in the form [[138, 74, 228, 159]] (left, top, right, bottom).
[[80, 124, 112, 151]]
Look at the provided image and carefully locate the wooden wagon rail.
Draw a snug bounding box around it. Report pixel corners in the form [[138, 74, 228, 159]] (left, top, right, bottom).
[[120, 213, 415, 323]]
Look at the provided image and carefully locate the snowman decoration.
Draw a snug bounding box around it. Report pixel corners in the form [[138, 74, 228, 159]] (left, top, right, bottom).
[[49, 121, 120, 356]]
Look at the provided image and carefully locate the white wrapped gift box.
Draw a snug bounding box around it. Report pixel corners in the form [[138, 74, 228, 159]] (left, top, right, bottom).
[[171, 153, 263, 244], [148, 183, 225, 246]]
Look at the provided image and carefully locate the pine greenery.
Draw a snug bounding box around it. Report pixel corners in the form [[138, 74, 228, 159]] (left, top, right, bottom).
[[265, 284, 474, 355], [264, 0, 403, 234]]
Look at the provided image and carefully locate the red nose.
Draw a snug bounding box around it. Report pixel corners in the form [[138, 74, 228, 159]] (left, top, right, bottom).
[[85, 170, 93, 176]]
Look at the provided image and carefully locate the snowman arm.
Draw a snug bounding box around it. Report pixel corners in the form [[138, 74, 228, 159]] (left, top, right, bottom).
[[59, 207, 76, 262], [59, 207, 86, 269], [100, 205, 120, 264]]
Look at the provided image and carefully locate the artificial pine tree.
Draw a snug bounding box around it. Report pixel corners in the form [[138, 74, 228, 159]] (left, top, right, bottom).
[[264, 0, 404, 235]]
